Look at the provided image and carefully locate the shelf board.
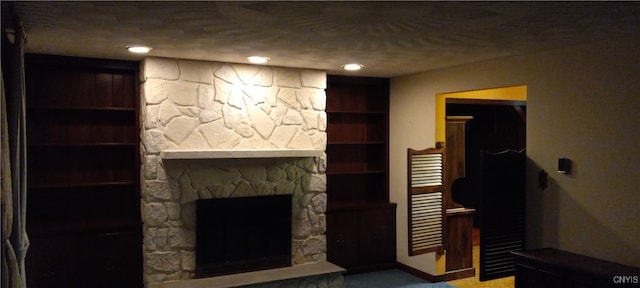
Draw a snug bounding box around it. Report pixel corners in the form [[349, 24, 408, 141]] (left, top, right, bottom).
[[28, 142, 136, 147], [29, 181, 137, 189], [161, 149, 323, 160], [326, 170, 385, 175], [28, 220, 142, 238], [327, 141, 386, 145], [327, 201, 396, 212], [326, 110, 386, 114], [27, 105, 136, 112]]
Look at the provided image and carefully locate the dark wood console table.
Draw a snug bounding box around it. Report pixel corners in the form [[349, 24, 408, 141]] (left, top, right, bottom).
[[512, 248, 640, 288]]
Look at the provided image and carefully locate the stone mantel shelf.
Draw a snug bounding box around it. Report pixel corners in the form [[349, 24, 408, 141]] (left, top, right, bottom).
[[160, 149, 323, 160]]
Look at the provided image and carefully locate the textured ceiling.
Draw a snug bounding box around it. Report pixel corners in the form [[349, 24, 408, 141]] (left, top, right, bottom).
[[5, 1, 640, 77]]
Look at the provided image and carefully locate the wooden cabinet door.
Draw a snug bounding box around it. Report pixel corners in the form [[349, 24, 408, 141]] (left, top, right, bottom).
[[326, 210, 359, 268], [358, 205, 396, 266]]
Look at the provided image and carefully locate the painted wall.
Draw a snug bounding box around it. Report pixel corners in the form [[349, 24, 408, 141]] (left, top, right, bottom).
[[390, 36, 640, 274]]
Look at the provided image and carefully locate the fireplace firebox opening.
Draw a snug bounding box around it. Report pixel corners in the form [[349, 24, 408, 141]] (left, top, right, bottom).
[[195, 194, 292, 278]]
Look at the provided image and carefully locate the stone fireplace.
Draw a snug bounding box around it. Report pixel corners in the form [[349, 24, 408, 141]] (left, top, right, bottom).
[[139, 57, 338, 287]]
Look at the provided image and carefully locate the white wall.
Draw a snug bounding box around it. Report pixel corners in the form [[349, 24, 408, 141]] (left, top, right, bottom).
[[390, 36, 640, 273]]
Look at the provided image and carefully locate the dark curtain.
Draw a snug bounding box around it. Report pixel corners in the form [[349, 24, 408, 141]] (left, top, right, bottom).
[[1, 18, 29, 288]]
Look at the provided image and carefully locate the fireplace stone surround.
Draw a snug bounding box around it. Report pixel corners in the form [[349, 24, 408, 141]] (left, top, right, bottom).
[[140, 57, 341, 287]]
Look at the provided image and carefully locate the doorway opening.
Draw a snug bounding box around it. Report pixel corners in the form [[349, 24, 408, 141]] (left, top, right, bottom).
[[437, 85, 526, 283]]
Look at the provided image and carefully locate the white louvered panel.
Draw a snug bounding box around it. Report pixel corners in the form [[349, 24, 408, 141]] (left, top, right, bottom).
[[411, 154, 443, 187], [410, 192, 443, 252]]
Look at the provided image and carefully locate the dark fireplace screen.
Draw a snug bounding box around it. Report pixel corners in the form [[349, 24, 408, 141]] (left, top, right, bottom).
[[196, 194, 292, 277]]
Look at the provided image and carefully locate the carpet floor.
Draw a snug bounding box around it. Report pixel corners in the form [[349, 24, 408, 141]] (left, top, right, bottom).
[[344, 269, 456, 288]]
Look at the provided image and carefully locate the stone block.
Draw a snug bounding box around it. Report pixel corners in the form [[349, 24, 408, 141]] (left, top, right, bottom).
[[179, 59, 214, 84], [309, 90, 327, 111], [214, 64, 242, 84], [310, 194, 327, 214], [307, 174, 326, 192], [179, 131, 209, 150], [168, 227, 195, 248], [301, 110, 319, 130], [143, 57, 180, 80], [146, 251, 180, 272], [143, 202, 168, 227], [181, 250, 196, 271], [156, 228, 169, 248], [289, 131, 314, 149], [145, 228, 158, 250], [145, 180, 173, 201], [164, 116, 200, 145], [165, 202, 181, 221], [278, 88, 299, 108], [144, 129, 167, 154], [235, 64, 273, 86], [145, 103, 161, 129], [199, 103, 223, 123], [270, 126, 299, 149], [276, 69, 302, 88], [318, 112, 327, 132], [200, 120, 242, 149], [296, 88, 313, 109], [283, 109, 304, 125], [144, 155, 158, 180], [247, 103, 276, 139], [165, 81, 198, 106], [143, 79, 168, 105], [197, 84, 215, 110], [301, 70, 327, 89], [213, 77, 231, 104]]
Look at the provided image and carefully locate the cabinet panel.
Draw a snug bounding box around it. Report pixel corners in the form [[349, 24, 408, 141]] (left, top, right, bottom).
[[327, 113, 386, 143], [327, 173, 386, 204], [27, 184, 140, 236], [326, 144, 386, 173], [326, 204, 397, 273], [358, 206, 396, 266], [327, 210, 359, 268], [27, 109, 136, 144], [26, 232, 143, 288], [27, 145, 137, 186], [26, 66, 136, 109]]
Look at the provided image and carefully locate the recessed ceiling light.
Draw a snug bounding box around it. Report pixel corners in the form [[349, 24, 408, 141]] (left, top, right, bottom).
[[127, 46, 152, 54], [342, 63, 363, 71], [247, 56, 270, 64]]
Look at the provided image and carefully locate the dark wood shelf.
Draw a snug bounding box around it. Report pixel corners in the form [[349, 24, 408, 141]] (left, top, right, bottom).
[[28, 142, 136, 147], [28, 105, 136, 112], [28, 220, 142, 239], [29, 181, 137, 190], [326, 170, 385, 175], [326, 110, 386, 114], [24, 54, 143, 288], [327, 141, 385, 145], [325, 75, 394, 273]]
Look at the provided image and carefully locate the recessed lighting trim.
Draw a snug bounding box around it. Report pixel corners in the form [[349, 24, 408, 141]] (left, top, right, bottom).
[[342, 63, 364, 71], [127, 46, 152, 54], [247, 56, 270, 64]]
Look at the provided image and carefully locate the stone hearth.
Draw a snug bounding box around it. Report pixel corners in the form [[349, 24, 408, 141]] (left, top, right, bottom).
[[140, 57, 331, 286]]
